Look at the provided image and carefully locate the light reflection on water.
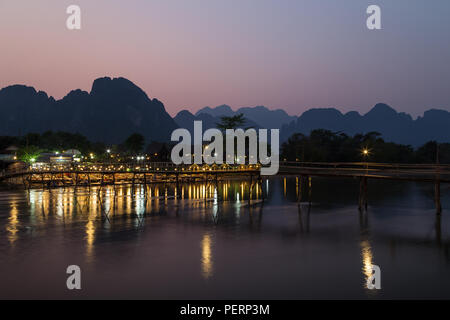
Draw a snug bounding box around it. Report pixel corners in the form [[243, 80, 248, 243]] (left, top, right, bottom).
[[201, 233, 213, 279], [0, 177, 449, 299], [6, 201, 19, 245], [360, 240, 375, 290]]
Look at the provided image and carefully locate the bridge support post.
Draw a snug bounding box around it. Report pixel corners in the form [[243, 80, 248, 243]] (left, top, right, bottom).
[[175, 173, 179, 198], [143, 173, 147, 195], [296, 176, 303, 203], [248, 175, 253, 206], [435, 180, 442, 215], [307, 176, 312, 205], [258, 175, 264, 203], [358, 177, 368, 211]]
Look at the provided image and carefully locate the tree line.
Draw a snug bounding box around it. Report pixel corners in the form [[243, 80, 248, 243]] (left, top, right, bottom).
[[280, 130, 450, 163], [0, 131, 154, 163], [1, 127, 450, 164]]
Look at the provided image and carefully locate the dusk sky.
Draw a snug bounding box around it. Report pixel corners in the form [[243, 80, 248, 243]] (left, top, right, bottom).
[[1, 0, 449, 117]]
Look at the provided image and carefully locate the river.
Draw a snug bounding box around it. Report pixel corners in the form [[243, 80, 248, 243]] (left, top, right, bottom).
[[0, 177, 449, 299]]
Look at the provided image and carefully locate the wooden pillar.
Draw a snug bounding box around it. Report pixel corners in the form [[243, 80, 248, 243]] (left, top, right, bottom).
[[358, 177, 364, 211], [364, 177, 368, 210], [260, 177, 264, 203], [358, 176, 368, 211], [204, 174, 207, 203], [22, 174, 27, 189], [75, 173, 79, 187], [307, 176, 312, 205], [435, 179, 442, 215], [296, 175, 303, 203], [248, 175, 253, 206]]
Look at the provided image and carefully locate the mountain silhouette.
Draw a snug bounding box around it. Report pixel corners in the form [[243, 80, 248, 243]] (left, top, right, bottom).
[[281, 103, 450, 147], [192, 103, 450, 146], [196, 105, 235, 118], [196, 104, 296, 129], [0, 77, 178, 144], [174, 108, 261, 136], [174, 110, 219, 133], [1, 78, 449, 147]]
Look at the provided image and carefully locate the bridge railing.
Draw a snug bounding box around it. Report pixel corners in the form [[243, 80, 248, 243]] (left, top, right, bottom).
[[2, 161, 450, 180], [5, 162, 261, 174], [280, 161, 450, 169], [278, 161, 450, 178]]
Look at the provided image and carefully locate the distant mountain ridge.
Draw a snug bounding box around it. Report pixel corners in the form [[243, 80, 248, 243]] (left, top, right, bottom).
[[195, 104, 296, 130], [1, 78, 449, 147], [281, 103, 450, 147], [188, 103, 450, 147], [175, 106, 262, 135], [0, 77, 178, 144], [173, 110, 220, 134]]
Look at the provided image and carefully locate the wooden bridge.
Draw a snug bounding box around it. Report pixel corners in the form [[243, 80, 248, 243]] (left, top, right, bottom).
[[0, 162, 261, 187], [1, 161, 448, 214], [278, 161, 450, 183], [279, 161, 449, 214]]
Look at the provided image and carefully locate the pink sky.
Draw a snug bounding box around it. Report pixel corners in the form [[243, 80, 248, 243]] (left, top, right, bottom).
[[1, 0, 449, 117]]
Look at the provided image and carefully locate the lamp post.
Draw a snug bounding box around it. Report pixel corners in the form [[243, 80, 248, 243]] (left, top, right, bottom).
[[362, 148, 370, 174], [106, 149, 111, 164]]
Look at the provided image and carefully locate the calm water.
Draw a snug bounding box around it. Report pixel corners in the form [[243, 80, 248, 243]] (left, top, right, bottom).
[[0, 177, 449, 299]]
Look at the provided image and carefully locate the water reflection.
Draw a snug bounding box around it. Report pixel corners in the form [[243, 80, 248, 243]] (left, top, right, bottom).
[[1, 177, 449, 299], [4, 181, 263, 253], [358, 208, 377, 292], [201, 233, 213, 279], [6, 202, 19, 245], [85, 219, 95, 261], [360, 239, 375, 290]]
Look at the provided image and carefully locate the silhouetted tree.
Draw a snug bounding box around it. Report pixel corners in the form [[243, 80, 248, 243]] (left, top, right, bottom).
[[123, 133, 145, 154], [216, 114, 246, 130], [281, 130, 419, 163]]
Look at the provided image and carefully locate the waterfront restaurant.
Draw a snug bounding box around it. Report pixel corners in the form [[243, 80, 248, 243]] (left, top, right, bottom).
[[0, 145, 19, 162], [33, 149, 82, 167]]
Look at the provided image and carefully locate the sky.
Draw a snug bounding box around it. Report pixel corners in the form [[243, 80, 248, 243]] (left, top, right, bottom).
[[0, 0, 449, 117]]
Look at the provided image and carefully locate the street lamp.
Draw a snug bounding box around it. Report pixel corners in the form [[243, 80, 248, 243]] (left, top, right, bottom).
[[361, 148, 370, 173], [362, 148, 369, 157]]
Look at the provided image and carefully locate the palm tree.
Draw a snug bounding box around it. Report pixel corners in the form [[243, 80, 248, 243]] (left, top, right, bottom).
[[216, 114, 246, 131], [216, 114, 248, 163]]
